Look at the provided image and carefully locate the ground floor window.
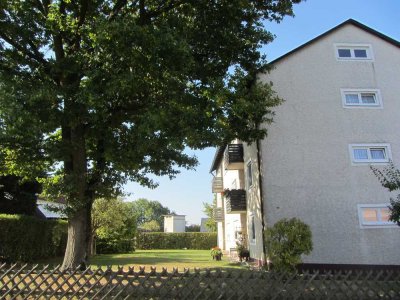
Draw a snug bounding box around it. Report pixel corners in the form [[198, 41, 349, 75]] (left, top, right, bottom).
[[357, 204, 397, 228]]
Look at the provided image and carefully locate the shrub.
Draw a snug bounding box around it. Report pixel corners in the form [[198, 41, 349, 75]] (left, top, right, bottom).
[[96, 238, 135, 254], [0, 214, 67, 262], [265, 218, 313, 272], [136, 232, 217, 250], [210, 247, 222, 260]]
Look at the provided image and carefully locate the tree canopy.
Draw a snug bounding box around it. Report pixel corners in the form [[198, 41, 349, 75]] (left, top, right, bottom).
[[130, 198, 171, 230], [0, 0, 302, 269], [0, 175, 41, 215]]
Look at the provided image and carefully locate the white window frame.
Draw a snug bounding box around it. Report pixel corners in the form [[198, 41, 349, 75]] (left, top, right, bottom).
[[341, 89, 382, 108], [334, 43, 374, 61], [357, 204, 397, 228], [246, 160, 253, 188], [349, 143, 391, 165]]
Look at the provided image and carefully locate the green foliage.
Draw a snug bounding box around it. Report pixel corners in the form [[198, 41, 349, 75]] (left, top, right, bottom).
[[130, 198, 171, 230], [0, 214, 67, 262], [265, 218, 313, 272], [203, 196, 217, 232], [96, 239, 134, 254], [371, 161, 400, 225], [186, 224, 201, 232], [0, 0, 302, 203], [140, 220, 161, 232], [92, 198, 136, 254], [0, 175, 41, 215], [136, 232, 217, 250], [0, 0, 302, 266], [210, 247, 223, 260]]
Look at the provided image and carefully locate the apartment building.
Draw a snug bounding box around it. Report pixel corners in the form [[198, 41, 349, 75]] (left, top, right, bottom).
[[211, 19, 400, 267]]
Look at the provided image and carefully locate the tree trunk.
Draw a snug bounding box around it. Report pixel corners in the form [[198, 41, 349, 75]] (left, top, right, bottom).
[[61, 207, 89, 270], [61, 123, 89, 270]]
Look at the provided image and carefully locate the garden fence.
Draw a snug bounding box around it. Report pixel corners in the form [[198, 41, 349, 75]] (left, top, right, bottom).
[[1, 263, 400, 299]]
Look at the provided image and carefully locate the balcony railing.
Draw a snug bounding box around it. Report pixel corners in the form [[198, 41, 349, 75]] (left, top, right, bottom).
[[213, 207, 224, 222], [225, 189, 246, 214], [211, 177, 224, 193], [224, 144, 244, 170]]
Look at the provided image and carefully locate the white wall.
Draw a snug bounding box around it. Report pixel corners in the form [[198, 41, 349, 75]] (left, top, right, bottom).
[[164, 215, 186, 233], [259, 24, 400, 265]]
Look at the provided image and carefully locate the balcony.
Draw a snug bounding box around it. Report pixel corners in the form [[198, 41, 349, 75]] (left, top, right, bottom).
[[213, 207, 224, 222], [225, 189, 246, 214], [211, 177, 224, 193], [224, 144, 244, 170]]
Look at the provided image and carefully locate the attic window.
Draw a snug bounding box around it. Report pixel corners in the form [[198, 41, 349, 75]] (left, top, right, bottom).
[[335, 44, 373, 60]]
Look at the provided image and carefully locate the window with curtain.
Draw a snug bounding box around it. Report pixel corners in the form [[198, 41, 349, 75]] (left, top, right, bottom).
[[349, 144, 391, 164], [341, 89, 381, 107], [358, 204, 395, 228]]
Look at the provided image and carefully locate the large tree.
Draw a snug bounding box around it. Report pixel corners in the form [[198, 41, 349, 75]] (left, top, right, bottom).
[[0, 0, 302, 269]]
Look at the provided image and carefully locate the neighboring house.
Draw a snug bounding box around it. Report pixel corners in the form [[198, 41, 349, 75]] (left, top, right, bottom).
[[36, 199, 67, 219], [200, 218, 210, 232], [210, 19, 400, 267], [163, 214, 186, 233]]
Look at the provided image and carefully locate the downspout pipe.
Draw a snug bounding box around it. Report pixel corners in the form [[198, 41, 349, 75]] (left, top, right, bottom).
[[256, 138, 268, 269]]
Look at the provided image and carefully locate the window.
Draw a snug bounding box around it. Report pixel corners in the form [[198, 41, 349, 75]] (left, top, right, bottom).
[[335, 44, 373, 60], [358, 204, 396, 228], [341, 89, 382, 107], [349, 144, 391, 164], [246, 161, 253, 188], [250, 214, 256, 242]]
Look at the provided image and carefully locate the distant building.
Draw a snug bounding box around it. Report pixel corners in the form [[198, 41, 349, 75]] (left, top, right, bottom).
[[36, 199, 67, 219], [163, 214, 186, 233], [200, 218, 210, 232]]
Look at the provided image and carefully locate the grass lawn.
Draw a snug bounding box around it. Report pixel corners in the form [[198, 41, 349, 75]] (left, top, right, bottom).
[[40, 250, 245, 271]]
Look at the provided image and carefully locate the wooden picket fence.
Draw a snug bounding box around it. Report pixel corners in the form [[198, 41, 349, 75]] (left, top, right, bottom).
[[1, 263, 400, 299]]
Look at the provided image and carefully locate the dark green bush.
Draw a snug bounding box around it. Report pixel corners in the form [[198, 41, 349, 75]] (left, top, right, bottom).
[[136, 232, 217, 250], [265, 218, 313, 272], [96, 238, 135, 254], [0, 214, 67, 262]]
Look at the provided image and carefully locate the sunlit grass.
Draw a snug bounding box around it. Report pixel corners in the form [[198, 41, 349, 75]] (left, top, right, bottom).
[[39, 250, 245, 271]]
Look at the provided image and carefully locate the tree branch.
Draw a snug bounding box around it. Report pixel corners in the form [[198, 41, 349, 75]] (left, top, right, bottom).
[[108, 0, 128, 21], [0, 32, 48, 67], [146, 0, 186, 20]]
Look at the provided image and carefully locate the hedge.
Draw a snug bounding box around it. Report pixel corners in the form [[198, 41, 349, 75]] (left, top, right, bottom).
[[0, 214, 67, 262], [136, 232, 217, 250], [96, 238, 135, 254]]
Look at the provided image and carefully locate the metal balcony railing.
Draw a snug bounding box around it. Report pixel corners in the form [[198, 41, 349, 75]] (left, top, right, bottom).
[[225, 189, 246, 213], [211, 177, 224, 193], [213, 207, 224, 222], [224, 144, 244, 170]]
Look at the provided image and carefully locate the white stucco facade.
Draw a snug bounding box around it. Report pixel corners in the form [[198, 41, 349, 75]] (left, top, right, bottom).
[[254, 22, 400, 265], [212, 140, 248, 253], [213, 20, 400, 267], [163, 215, 186, 233]]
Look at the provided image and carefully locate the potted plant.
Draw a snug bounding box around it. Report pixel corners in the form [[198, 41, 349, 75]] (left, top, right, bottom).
[[236, 238, 250, 262], [210, 247, 223, 261]]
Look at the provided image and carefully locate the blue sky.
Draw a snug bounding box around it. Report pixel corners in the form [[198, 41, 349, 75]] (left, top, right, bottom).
[[124, 0, 400, 224]]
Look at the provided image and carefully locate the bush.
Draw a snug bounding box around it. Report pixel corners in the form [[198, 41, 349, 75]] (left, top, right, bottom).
[[136, 232, 217, 250], [265, 218, 313, 272], [96, 238, 135, 254], [0, 214, 67, 262]]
